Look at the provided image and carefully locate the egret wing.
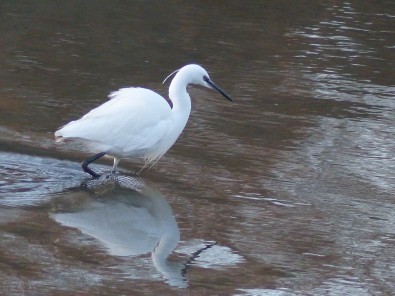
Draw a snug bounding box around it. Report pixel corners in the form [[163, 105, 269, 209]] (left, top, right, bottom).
[[56, 88, 172, 156]]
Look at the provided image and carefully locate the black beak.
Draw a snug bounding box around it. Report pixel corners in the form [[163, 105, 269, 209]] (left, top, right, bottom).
[[203, 76, 232, 101]]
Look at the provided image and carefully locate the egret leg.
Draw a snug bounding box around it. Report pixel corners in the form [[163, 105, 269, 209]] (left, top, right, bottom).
[[112, 158, 120, 174], [81, 152, 106, 178]]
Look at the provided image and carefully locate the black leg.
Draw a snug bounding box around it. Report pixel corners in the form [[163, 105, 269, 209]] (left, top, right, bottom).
[[81, 152, 106, 178]]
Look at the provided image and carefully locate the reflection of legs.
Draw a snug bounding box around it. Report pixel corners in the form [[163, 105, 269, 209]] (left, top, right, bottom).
[[81, 152, 106, 178]]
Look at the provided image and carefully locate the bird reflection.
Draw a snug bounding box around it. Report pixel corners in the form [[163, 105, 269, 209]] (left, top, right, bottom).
[[51, 174, 190, 288]]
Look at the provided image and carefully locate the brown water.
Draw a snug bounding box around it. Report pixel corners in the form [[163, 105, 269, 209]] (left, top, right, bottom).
[[0, 1, 394, 295]]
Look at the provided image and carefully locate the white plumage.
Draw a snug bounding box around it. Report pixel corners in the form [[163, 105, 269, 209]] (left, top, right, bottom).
[[55, 64, 231, 177]]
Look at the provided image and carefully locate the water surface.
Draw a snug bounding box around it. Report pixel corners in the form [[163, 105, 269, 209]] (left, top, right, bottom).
[[0, 1, 394, 295]]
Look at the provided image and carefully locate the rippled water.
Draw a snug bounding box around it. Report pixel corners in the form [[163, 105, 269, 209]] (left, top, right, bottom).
[[0, 1, 394, 295]]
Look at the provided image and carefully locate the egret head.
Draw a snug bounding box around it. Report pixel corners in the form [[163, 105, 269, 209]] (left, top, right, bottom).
[[164, 64, 232, 101]]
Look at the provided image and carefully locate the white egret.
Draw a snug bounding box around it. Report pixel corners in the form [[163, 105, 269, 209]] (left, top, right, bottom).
[[55, 64, 232, 178]]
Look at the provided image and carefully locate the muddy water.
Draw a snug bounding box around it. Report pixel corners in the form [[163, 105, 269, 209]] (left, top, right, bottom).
[[0, 1, 394, 295]]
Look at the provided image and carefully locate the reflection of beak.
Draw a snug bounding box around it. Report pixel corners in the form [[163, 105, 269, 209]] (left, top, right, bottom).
[[203, 76, 233, 101]]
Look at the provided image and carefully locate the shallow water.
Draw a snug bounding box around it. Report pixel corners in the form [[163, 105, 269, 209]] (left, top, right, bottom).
[[0, 1, 394, 295]]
